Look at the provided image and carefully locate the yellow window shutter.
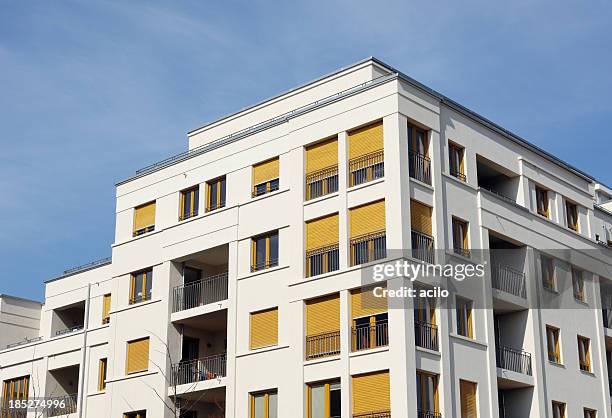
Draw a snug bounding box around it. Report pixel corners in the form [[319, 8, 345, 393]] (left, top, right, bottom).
[[306, 138, 338, 174], [349, 200, 386, 238], [352, 371, 390, 414], [306, 294, 340, 335], [253, 157, 280, 186], [348, 121, 384, 160], [351, 285, 387, 319], [306, 214, 339, 250], [133, 201, 155, 231], [126, 338, 149, 374], [460, 380, 477, 418], [410, 200, 433, 235], [102, 294, 111, 322], [250, 308, 279, 349]]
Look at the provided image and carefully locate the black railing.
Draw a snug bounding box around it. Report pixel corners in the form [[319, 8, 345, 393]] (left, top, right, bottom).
[[349, 150, 384, 187], [129, 291, 152, 305], [306, 165, 339, 200], [206, 199, 226, 213], [46, 393, 78, 416], [133, 225, 155, 237], [179, 209, 198, 221], [492, 264, 527, 299], [305, 330, 341, 360], [350, 230, 386, 266], [496, 346, 532, 376], [5, 336, 42, 349], [0, 406, 27, 418], [63, 257, 112, 275], [411, 230, 434, 264], [173, 272, 229, 312], [352, 319, 389, 351], [415, 321, 438, 351], [172, 353, 227, 386], [251, 258, 279, 272], [450, 169, 466, 182], [306, 244, 339, 277], [418, 410, 442, 418], [252, 178, 280, 197], [55, 325, 84, 336], [353, 411, 391, 418], [409, 151, 431, 185], [453, 246, 471, 259]]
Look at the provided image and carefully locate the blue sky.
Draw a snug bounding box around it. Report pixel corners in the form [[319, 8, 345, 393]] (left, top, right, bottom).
[[1, 0, 611, 300]]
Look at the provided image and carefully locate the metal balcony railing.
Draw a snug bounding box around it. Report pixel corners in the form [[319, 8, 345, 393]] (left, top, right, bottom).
[[46, 393, 78, 417], [353, 411, 391, 418], [453, 246, 471, 259], [496, 346, 532, 376], [409, 151, 431, 185], [129, 291, 152, 305], [450, 169, 466, 182], [5, 336, 42, 349], [306, 165, 339, 200], [350, 230, 386, 266], [133, 225, 155, 237], [305, 330, 341, 360], [352, 319, 389, 352], [492, 264, 527, 299], [172, 272, 229, 313], [411, 230, 434, 264], [172, 353, 227, 386], [349, 150, 384, 187], [251, 258, 279, 272], [206, 199, 226, 213], [55, 325, 84, 336], [418, 410, 442, 418], [414, 321, 438, 351], [306, 244, 339, 277], [179, 209, 198, 221], [252, 178, 279, 197]]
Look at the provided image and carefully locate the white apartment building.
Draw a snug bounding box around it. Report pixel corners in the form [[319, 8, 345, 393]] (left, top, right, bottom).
[[2, 57, 612, 418]]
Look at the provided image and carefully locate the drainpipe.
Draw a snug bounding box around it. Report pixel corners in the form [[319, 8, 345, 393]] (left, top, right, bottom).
[[76, 283, 91, 418]]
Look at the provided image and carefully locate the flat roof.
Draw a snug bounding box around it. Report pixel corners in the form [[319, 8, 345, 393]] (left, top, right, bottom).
[[0, 294, 42, 305]]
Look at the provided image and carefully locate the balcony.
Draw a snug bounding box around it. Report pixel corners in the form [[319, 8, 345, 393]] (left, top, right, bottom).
[[46, 393, 78, 417], [171, 353, 227, 386], [50, 301, 85, 338], [306, 244, 339, 277], [492, 264, 526, 299], [476, 156, 519, 204], [414, 321, 438, 351], [349, 150, 384, 187], [352, 318, 388, 352], [305, 330, 341, 360], [350, 230, 386, 266], [411, 230, 434, 264], [418, 411, 442, 418], [45, 365, 79, 416], [353, 411, 391, 418], [306, 165, 339, 200], [172, 272, 228, 313], [55, 325, 84, 336], [496, 346, 532, 376], [409, 150, 431, 185]]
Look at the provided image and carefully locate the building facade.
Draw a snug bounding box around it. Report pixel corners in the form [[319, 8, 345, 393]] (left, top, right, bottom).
[[2, 57, 612, 418]]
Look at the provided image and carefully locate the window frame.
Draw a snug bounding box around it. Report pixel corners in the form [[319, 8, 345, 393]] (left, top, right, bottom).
[[452, 217, 470, 258], [129, 268, 153, 304], [572, 267, 585, 302], [179, 186, 200, 221], [102, 293, 111, 324], [124, 411, 146, 418], [456, 297, 473, 338], [98, 358, 107, 391], [251, 231, 279, 272], [448, 141, 466, 181], [546, 326, 561, 364], [536, 186, 550, 218], [541, 255, 556, 291], [126, 337, 150, 375], [416, 370, 439, 415], [206, 176, 226, 212], [565, 200, 579, 231], [132, 201, 156, 237], [2, 375, 29, 411], [577, 335, 591, 372], [584, 408, 597, 418], [250, 389, 278, 418], [306, 380, 341, 418], [552, 401, 566, 418]]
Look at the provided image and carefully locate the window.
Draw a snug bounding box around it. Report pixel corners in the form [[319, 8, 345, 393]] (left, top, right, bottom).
[[578, 336, 591, 372], [460, 379, 477, 418], [98, 358, 107, 391], [179, 186, 199, 221], [414, 290, 438, 350], [250, 308, 278, 349], [351, 286, 388, 351], [546, 326, 561, 363], [124, 411, 146, 418], [566, 201, 579, 231], [541, 256, 555, 290], [126, 337, 150, 374], [130, 269, 152, 304], [250, 390, 278, 418], [2, 375, 29, 414], [352, 371, 390, 417], [305, 138, 339, 200], [416, 371, 439, 416], [348, 121, 384, 187], [536, 186, 549, 218], [133, 201, 155, 236], [349, 200, 387, 266], [305, 294, 340, 360], [449, 142, 466, 181], [408, 123, 431, 184], [584, 408, 597, 418], [305, 214, 339, 277], [452, 217, 470, 258], [552, 401, 565, 418], [456, 298, 473, 338], [206, 176, 226, 212], [251, 231, 279, 271], [572, 267, 585, 302], [307, 381, 341, 418], [252, 157, 280, 197], [411, 200, 434, 264]]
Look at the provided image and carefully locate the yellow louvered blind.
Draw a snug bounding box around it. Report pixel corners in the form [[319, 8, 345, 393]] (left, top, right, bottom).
[[250, 308, 278, 349], [410, 200, 432, 235], [306, 294, 340, 335], [460, 380, 477, 418], [253, 158, 280, 186], [352, 371, 390, 415], [351, 285, 387, 319], [126, 338, 149, 374], [348, 121, 384, 160], [102, 294, 111, 323], [306, 214, 339, 250], [306, 138, 338, 174], [133, 202, 155, 231], [349, 200, 386, 238]]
